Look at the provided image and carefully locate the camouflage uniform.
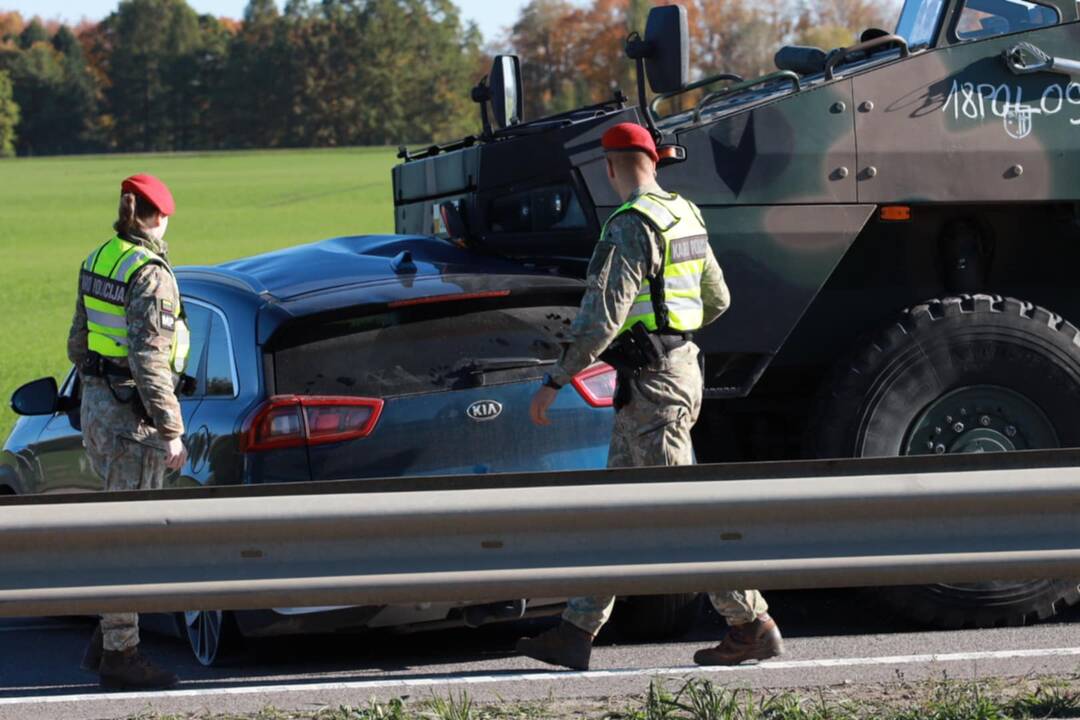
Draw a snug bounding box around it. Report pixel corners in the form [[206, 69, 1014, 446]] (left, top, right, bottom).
[[550, 181, 769, 636], [67, 230, 183, 653]]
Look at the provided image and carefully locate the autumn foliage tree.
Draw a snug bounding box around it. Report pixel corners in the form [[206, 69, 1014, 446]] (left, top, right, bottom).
[[502, 0, 897, 121]]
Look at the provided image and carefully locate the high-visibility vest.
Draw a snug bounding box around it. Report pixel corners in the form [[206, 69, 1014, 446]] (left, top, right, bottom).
[[80, 236, 190, 374], [608, 191, 709, 335]]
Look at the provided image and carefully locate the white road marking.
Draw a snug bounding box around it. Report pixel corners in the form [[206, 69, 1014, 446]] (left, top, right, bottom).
[[2, 646, 1079, 706]]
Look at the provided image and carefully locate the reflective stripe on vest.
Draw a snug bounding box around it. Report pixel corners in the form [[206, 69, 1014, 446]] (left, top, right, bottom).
[[81, 236, 190, 374], [607, 192, 709, 335]]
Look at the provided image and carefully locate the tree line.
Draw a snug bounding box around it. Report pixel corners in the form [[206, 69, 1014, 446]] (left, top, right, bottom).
[[504, 0, 894, 122], [0, 0, 894, 158]]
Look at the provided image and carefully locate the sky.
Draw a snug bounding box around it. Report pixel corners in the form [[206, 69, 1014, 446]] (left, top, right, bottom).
[[1, 0, 527, 42]]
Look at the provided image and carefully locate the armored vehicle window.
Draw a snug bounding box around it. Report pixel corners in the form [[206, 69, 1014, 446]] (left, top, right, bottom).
[[955, 0, 1058, 40], [488, 184, 587, 234], [272, 302, 579, 398], [896, 0, 947, 47]]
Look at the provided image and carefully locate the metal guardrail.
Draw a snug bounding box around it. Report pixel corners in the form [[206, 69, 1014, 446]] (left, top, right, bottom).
[[2, 452, 1079, 617]]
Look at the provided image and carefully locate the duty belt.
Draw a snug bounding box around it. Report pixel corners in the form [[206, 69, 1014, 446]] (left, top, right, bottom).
[[79, 352, 197, 428], [80, 352, 133, 380], [655, 331, 693, 349]]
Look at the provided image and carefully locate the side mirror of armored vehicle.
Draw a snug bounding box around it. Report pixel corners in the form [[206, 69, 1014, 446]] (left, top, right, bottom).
[[643, 5, 690, 93], [11, 377, 61, 416], [489, 55, 524, 129], [436, 199, 469, 244]]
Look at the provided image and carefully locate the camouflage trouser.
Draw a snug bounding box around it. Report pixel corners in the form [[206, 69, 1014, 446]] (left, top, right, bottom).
[[82, 379, 167, 652], [562, 343, 769, 636]]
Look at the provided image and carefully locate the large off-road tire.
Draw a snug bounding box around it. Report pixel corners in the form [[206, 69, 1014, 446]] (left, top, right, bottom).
[[614, 593, 703, 641], [809, 295, 1080, 628]]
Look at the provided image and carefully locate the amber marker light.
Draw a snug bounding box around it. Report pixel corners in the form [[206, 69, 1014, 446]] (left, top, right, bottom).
[[880, 205, 912, 221]]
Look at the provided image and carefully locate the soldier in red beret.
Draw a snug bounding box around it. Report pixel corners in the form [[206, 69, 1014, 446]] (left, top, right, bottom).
[[519, 122, 783, 669], [68, 173, 188, 690]]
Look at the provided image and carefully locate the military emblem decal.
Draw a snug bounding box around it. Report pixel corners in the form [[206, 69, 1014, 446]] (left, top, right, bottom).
[[160, 298, 176, 331], [1004, 106, 1034, 140], [943, 79, 1080, 140]]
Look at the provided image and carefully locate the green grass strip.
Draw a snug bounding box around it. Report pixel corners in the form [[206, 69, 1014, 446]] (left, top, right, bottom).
[[122, 675, 1080, 720], [0, 147, 398, 443]]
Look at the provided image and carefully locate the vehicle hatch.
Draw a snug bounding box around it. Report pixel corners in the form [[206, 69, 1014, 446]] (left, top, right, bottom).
[[252, 295, 614, 480]]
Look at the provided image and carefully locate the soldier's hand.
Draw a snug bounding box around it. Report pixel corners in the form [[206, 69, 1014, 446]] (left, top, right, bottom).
[[164, 436, 188, 471], [530, 386, 559, 426]]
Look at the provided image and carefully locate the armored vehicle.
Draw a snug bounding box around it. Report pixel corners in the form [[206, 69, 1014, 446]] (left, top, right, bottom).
[[392, 1, 1080, 627]]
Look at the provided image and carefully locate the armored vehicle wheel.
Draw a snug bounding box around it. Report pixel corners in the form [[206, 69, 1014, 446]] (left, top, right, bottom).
[[179, 610, 240, 666], [614, 593, 702, 641], [809, 294, 1080, 628]]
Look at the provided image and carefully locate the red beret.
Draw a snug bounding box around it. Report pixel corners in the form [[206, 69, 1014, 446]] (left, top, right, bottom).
[[121, 174, 175, 216], [601, 123, 658, 163]]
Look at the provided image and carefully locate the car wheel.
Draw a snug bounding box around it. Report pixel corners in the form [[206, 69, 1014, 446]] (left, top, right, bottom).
[[614, 593, 702, 641], [181, 610, 240, 666], [809, 294, 1080, 628]]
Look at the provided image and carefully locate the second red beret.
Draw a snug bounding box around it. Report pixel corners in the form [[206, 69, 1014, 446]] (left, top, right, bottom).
[[601, 123, 659, 163]]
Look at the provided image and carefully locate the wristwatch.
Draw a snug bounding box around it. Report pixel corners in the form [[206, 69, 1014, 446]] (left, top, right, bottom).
[[542, 372, 565, 390]]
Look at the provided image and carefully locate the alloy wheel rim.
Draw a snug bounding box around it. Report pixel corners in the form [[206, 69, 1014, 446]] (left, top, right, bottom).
[[184, 610, 222, 665]]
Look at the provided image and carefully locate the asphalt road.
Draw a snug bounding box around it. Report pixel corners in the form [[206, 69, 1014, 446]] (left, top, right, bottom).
[[3, 590, 1080, 719]]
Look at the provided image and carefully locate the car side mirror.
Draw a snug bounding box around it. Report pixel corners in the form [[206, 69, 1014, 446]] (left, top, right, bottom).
[[644, 5, 690, 94], [11, 377, 61, 416], [489, 55, 524, 129]]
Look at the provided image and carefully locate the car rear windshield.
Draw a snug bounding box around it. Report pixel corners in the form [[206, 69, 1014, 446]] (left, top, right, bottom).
[[272, 300, 578, 398]]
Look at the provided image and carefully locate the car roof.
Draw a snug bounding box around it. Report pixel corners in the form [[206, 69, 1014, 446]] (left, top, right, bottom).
[[174, 234, 584, 344], [177, 234, 548, 300]]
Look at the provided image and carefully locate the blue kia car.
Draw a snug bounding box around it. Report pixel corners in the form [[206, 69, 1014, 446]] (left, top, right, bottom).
[[4, 234, 712, 667]]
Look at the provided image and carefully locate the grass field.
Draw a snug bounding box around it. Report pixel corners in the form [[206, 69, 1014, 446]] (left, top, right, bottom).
[[0, 147, 399, 443]]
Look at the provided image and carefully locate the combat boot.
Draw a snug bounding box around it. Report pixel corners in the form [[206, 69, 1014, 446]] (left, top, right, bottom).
[[80, 625, 103, 673], [515, 621, 593, 671], [693, 613, 784, 666], [98, 648, 178, 690]]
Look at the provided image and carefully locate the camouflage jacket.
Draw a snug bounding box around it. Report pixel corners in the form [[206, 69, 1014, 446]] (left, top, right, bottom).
[[552, 182, 730, 383], [67, 230, 185, 441]]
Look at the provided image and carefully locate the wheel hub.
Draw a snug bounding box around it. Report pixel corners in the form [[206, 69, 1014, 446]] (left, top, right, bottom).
[[904, 385, 1058, 456]]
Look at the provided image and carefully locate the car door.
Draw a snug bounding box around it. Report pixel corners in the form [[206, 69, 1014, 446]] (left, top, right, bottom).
[[28, 304, 210, 494], [180, 298, 245, 487]]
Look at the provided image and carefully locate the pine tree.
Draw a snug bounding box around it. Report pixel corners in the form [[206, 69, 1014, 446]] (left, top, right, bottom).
[[103, 0, 202, 151], [17, 19, 47, 49]]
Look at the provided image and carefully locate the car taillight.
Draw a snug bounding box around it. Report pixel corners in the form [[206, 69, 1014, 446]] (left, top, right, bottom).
[[242, 396, 384, 452], [247, 401, 305, 451], [571, 363, 616, 408]]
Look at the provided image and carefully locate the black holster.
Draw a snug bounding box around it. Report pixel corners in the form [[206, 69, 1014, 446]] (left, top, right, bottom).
[[601, 324, 691, 411], [613, 370, 633, 410], [599, 323, 666, 376]]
